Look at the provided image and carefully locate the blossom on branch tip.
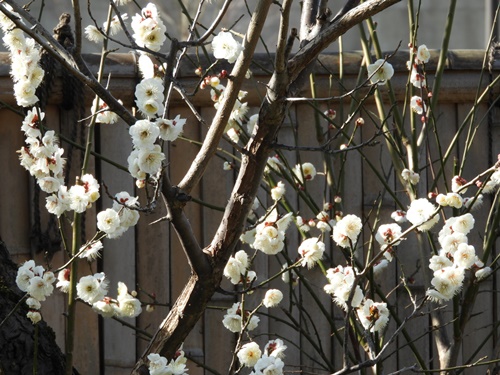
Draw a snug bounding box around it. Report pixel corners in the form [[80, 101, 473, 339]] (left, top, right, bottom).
[[131, 3, 166, 52], [416, 44, 431, 63]]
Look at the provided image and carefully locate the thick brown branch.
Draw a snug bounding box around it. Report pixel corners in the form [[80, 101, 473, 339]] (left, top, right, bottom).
[[178, 0, 273, 194], [288, 0, 401, 81]]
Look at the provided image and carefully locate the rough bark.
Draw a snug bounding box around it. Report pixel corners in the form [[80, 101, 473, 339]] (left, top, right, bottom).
[[0, 240, 77, 375]]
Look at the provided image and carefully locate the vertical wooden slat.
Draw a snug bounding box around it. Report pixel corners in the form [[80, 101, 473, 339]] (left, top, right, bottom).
[[99, 118, 137, 374], [0, 109, 31, 259]]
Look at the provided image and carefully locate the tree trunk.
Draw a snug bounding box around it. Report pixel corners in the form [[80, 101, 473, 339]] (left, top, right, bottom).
[[0, 239, 77, 375]]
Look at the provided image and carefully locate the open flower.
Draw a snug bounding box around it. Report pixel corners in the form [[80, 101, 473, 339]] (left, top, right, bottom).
[[211, 31, 242, 63], [237, 342, 262, 367], [298, 238, 325, 268], [367, 59, 394, 85], [263, 289, 283, 308]]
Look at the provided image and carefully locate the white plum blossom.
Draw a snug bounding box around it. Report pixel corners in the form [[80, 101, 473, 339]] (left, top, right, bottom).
[[410, 67, 426, 88], [157, 115, 186, 142], [92, 298, 116, 318], [271, 181, 286, 201], [79, 240, 103, 261], [416, 44, 431, 63], [97, 208, 121, 236], [130, 119, 160, 150], [223, 250, 249, 285], [91, 97, 121, 124], [451, 175, 468, 193], [298, 237, 325, 268], [406, 198, 439, 231], [253, 355, 284, 375], [429, 254, 453, 272], [293, 162, 317, 183], [410, 95, 426, 115], [401, 168, 420, 185], [324, 266, 364, 310], [27, 311, 42, 324], [263, 289, 283, 308], [375, 223, 403, 246], [439, 232, 468, 255], [357, 299, 389, 333], [264, 339, 287, 358], [211, 31, 242, 63], [453, 243, 476, 268], [56, 269, 71, 293], [476, 267, 492, 280], [253, 223, 285, 255], [26, 274, 54, 301], [332, 214, 363, 248], [76, 273, 109, 304], [114, 282, 142, 318], [450, 213, 475, 235], [222, 302, 259, 333], [391, 209, 407, 223], [367, 59, 394, 85], [237, 342, 262, 367], [84, 25, 104, 43], [137, 145, 165, 175], [131, 3, 167, 52]]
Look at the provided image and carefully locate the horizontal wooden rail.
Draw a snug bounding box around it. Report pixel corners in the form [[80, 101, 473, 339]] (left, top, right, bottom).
[[0, 50, 497, 107]]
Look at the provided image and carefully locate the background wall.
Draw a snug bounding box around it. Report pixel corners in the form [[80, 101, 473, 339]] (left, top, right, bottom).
[[1, 49, 500, 374], [11, 0, 496, 54]]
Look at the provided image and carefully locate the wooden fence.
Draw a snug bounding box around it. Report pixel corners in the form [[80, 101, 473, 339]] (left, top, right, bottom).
[[1, 50, 500, 374]]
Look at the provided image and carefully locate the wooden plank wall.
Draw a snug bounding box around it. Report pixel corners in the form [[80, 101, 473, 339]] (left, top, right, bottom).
[[0, 50, 499, 374]]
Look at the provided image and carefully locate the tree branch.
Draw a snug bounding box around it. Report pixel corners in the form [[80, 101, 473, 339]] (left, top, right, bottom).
[[288, 0, 401, 81], [178, 0, 274, 194]]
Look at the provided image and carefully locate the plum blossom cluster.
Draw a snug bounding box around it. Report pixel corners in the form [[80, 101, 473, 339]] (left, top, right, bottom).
[[0, 7, 44, 107], [237, 339, 287, 375], [96, 191, 140, 239], [131, 3, 167, 52], [407, 44, 431, 117], [18, 109, 95, 214], [205, 75, 249, 144], [324, 265, 389, 333], [426, 213, 491, 302], [18, 109, 65, 195], [223, 249, 256, 285], [128, 56, 187, 184], [241, 210, 293, 255], [45, 174, 100, 218], [15, 260, 55, 324], [147, 348, 188, 375], [74, 272, 141, 318]]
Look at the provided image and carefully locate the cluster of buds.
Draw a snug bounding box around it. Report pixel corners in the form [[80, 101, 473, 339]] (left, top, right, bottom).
[[199, 70, 229, 90]]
